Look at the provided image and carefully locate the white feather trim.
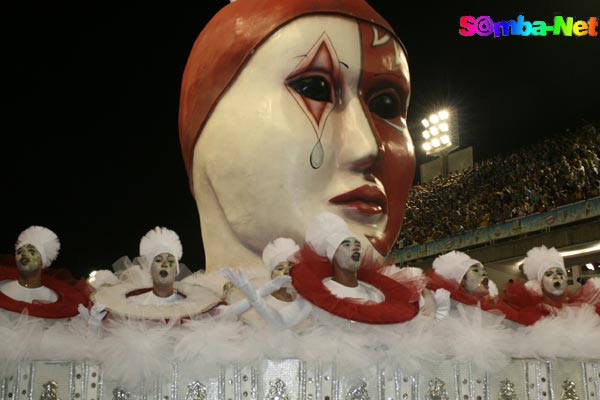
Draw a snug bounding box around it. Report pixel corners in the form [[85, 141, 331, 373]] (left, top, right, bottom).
[[522, 245, 564, 282], [0, 311, 44, 377], [261, 238, 299, 272], [87, 269, 120, 289], [305, 212, 354, 261], [97, 318, 178, 386], [15, 226, 60, 268], [117, 264, 152, 286], [435, 303, 513, 372], [372, 315, 446, 375], [92, 281, 220, 320], [36, 318, 99, 361], [301, 313, 381, 375], [175, 317, 262, 376], [432, 251, 479, 283], [515, 304, 600, 359], [384, 266, 427, 292]]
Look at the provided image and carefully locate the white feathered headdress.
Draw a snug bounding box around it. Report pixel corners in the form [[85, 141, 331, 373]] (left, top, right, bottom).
[[262, 238, 300, 272], [305, 212, 355, 262], [432, 250, 482, 284], [15, 226, 60, 268], [139, 227, 183, 275], [522, 245, 564, 283]]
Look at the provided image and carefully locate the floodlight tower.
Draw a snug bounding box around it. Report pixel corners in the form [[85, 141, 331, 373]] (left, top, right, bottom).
[[420, 109, 458, 177]]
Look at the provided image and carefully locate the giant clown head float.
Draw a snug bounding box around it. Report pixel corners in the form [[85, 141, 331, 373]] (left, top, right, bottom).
[[179, 0, 416, 272]]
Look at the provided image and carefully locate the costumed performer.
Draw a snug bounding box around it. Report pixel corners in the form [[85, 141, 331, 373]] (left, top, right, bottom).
[[129, 226, 185, 305], [396, 265, 450, 320], [89, 226, 220, 321], [219, 237, 312, 329], [225, 212, 421, 327], [291, 212, 421, 324], [0, 226, 89, 319], [502, 245, 600, 317], [178, 0, 416, 275], [425, 250, 541, 326], [500, 245, 600, 359]]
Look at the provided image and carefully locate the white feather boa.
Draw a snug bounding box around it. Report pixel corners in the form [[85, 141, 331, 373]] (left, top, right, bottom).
[[434, 303, 514, 372], [96, 317, 179, 386], [514, 303, 600, 359], [2, 270, 599, 381]]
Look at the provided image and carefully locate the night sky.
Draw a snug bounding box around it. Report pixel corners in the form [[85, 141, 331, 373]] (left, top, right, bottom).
[[2, 1, 598, 278]]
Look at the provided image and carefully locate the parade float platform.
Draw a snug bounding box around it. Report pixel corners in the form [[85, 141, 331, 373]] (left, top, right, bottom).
[[3, 358, 599, 400]]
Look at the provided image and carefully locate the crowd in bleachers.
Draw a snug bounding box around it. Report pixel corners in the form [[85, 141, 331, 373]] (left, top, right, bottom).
[[396, 120, 600, 249]]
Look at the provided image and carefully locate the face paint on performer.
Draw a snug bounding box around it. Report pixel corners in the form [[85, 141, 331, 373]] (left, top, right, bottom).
[[541, 266, 567, 296], [271, 261, 293, 280], [333, 237, 363, 272], [15, 244, 43, 274], [461, 263, 490, 296], [151, 252, 178, 287]]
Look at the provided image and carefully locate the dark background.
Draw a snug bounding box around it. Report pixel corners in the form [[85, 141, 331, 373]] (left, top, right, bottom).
[[2, 1, 598, 277]]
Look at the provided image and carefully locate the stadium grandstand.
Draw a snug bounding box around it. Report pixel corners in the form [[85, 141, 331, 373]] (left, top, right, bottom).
[[392, 119, 600, 289]]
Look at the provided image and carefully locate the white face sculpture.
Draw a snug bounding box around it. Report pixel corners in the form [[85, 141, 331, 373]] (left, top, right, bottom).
[[192, 16, 414, 268], [541, 266, 567, 296], [333, 237, 362, 272], [151, 252, 178, 287], [15, 244, 43, 274], [461, 263, 489, 296]]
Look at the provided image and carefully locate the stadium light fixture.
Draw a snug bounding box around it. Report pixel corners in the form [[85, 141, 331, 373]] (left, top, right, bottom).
[[420, 109, 456, 157], [586, 263, 595, 271]]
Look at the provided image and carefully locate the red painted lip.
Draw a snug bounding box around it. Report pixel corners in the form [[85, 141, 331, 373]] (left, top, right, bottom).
[[329, 185, 387, 215]]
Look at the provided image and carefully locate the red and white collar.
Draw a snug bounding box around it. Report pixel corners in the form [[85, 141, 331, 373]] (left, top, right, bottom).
[[290, 246, 420, 324]]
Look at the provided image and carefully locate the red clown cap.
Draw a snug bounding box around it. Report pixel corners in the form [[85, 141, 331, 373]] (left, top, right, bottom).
[[178, 0, 404, 189]]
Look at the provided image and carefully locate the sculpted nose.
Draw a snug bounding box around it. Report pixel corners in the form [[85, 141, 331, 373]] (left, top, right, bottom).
[[335, 97, 379, 174]]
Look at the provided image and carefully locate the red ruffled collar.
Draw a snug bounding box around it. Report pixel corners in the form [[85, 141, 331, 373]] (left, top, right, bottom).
[[290, 246, 419, 324], [425, 269, 544, 326], [501, 278, 600, 318], [425, 269, 489, 305], [0, 265, 91, 318]]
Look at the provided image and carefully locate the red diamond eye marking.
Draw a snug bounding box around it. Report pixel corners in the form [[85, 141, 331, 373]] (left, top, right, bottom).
[[286, 33, 341, 134]]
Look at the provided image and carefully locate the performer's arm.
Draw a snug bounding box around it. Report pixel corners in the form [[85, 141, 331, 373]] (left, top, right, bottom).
[[219, 276, 290, 320]]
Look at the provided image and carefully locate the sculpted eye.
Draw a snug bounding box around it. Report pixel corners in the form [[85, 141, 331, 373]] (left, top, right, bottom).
[[288, 76, 332, 102], [368, 90, 401, 119]]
